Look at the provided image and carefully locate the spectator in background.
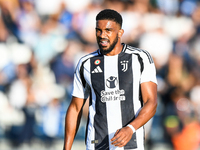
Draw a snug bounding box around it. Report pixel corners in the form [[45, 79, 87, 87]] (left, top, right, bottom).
[[50, 40, 83, 99], [0, 0, 22, 43], [0, 11, 9, 42], [33, 15, 66, 66], [7, 44, 35, 146], [164, 88, 200, 150], [0, 44, 16, 92], [17, 0, 41, 48], [39, 84, 66, 147], [0, 0, 200, 150]]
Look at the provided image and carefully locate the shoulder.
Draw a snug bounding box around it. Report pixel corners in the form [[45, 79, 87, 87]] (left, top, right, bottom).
[[75, 50, 101, 71], [123, 44, 148, 55], [78, 49, 101, 64], [123, 44, 154, 64]]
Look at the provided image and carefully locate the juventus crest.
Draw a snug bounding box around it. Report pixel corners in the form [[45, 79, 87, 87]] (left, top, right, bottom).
[[120, 60, 128, 72]]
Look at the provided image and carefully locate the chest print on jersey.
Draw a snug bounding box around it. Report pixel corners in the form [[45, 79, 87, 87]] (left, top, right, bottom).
[[120, 60, 129, 72], [100, 88, 126, 103], [106, 76, 118, 88]]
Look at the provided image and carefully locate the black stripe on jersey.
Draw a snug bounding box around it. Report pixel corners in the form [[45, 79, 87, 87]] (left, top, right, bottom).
[[135, 54, 144, 106], [79, 59, 89, 88], [126, 46, 154, 64], [118, 53, 137, 149], [85, 91, 92, 144], [134, 54, 144, 73], [139, 84, 143, 107], [121, 43, 126, 52], [97, 49, 103, 55], [90, 56, 109, 150]]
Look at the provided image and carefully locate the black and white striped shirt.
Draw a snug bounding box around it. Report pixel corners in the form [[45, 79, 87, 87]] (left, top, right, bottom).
[[72, 43, 157, 150]]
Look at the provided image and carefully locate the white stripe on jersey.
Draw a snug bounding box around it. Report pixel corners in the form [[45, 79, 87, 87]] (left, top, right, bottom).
[[104, 55, 124, 150], [84, 59, 95, 150], [132, 55, 144, 150]]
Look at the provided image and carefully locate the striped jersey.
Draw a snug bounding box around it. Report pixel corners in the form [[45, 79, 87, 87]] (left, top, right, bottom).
[[72, 44, 157, 150]]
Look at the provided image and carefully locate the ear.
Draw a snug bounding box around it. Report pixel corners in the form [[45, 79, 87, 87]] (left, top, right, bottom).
[[118, 29, 124, 38]]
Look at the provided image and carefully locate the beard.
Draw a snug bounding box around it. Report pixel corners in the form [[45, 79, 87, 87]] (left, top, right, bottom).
[[98, 35, 118, 55]]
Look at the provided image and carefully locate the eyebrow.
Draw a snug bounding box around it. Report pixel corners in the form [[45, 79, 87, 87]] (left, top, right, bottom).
[[95, 27, 113, 30]]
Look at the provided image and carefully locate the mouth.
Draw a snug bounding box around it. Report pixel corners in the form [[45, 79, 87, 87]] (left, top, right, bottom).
[[99, 39, 109, 47]]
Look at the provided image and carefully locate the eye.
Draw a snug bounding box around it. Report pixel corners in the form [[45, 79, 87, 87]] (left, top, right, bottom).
[[96, 28, 101, 34], [105, 28, 111, 32]]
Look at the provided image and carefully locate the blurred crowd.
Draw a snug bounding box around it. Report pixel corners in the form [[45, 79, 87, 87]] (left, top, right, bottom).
[[0, 0, 200, 149]]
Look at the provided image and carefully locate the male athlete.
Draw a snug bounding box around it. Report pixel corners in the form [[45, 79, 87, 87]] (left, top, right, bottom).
[[63, 9, 157, 150]]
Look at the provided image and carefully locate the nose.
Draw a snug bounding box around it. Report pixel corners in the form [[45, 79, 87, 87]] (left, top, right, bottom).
[[98, 31, 106, 38]]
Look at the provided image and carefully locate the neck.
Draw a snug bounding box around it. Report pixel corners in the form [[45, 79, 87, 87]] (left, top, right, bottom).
[[105, 42, 123, 56]]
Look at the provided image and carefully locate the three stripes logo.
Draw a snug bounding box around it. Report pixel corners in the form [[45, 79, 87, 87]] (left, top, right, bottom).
[[92, 66, 102, 73]]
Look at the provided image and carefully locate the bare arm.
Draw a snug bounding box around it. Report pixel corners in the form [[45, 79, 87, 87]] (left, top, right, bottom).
[[130, 81, 157, 130], [111, 81, 157, 147], [63, 96, 86, 150]]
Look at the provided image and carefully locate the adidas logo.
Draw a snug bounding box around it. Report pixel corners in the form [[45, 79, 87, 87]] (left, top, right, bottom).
[[92, 66, 102, 73]]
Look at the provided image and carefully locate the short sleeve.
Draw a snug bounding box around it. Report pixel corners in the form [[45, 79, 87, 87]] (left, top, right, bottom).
[[71, 59, 90, 99], [140, 52, 157, 84]]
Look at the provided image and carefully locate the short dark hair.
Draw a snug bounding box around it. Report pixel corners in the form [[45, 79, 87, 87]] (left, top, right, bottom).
[[96, 9, 123, 28]]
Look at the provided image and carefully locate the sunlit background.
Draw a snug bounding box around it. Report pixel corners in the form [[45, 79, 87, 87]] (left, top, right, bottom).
[[0, 0, 200, 150]]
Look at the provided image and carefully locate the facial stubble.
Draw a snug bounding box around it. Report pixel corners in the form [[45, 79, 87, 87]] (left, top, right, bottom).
[[98, 34, 118, 55]]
